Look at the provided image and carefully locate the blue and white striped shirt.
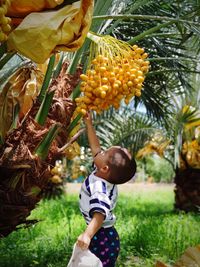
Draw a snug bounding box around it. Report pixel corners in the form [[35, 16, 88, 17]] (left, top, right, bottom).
[[79, 171, 118, 228]]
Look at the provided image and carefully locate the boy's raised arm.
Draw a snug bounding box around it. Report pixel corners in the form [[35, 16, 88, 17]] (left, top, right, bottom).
[[84, 112, 101, 158]]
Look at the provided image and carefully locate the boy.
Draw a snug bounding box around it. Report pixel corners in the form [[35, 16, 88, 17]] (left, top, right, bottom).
[[77, 112, 136, 267]]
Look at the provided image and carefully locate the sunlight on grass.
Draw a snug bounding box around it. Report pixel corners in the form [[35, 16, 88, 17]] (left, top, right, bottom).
[[0, 186, 199, 267]]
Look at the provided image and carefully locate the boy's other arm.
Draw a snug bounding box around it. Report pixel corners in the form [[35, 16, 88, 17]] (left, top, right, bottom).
[[84, 112, 101, 157], [77, 212, 104, 250]]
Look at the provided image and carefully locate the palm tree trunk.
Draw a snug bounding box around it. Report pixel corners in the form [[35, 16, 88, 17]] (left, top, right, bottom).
[[174, 167, 200, 212], [0, 62, 82, 237]]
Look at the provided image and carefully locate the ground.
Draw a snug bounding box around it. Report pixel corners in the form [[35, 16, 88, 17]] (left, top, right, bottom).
[[65, 182, 174, 195]]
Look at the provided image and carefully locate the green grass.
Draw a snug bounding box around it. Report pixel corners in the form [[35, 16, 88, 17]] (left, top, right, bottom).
[[0, 186, 200, 267]]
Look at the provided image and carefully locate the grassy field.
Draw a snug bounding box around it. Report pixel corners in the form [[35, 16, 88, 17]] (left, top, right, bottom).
[[0, 184, 200, 267]]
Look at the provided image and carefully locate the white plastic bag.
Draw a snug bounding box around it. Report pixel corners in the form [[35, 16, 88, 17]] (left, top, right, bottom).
[[67, 243, 102, 267]]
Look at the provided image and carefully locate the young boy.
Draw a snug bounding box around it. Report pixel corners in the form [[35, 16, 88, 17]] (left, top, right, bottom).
[[76, 112, 136, 267]]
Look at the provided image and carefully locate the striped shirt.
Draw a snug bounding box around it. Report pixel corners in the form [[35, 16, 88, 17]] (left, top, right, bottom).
[[79, 171, 118, 228]]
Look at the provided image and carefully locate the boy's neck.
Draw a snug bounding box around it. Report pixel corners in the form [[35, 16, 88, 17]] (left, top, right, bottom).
[[94, 170, 110, 182]]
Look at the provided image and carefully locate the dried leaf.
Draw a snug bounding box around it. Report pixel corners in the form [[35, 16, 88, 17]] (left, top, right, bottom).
[[182, 140, 200, 169], [155, 261, 169, 267], [0, 82, 15, 141], [136, 135, 170, 159], [174, 245, 200, 267], [8, 0, 65, 17], [19, 69, 43, 118], [7, 0, 94, 63], [64, 141, 80, 159], [0, 66, 43, 140]]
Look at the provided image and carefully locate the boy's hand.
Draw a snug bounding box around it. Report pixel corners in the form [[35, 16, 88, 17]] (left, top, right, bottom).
[[83, 111, 92, 125], [76, 232, 91, 250]]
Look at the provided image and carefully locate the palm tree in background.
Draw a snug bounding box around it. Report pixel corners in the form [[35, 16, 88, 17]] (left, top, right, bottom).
[[110, 0, 200, 212], [0, 0, 200, 237]]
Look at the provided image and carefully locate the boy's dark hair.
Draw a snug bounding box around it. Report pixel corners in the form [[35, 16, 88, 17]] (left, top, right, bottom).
[[106, 147, 137, 184]]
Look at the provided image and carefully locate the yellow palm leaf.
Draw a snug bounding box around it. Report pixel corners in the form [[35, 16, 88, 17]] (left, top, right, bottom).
[[185, 119, 200, 131], [7, 0, 94, 63], [182, 140, 200, 168], [136, 140, 170, 159], [182, 105, 200, 131], [37, 53, 61, 74], [8, 0, 64, 17], [136, 142, 158, 159], [65, 141, 81, 160], [19, 69, 43, 117], [0, 66, 43, 141]]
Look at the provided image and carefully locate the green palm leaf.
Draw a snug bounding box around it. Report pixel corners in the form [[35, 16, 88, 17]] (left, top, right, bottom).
[[81, 110, 160, 156]]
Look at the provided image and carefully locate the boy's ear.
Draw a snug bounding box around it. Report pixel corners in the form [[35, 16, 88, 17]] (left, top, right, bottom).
[[100, 165, 109, 173]]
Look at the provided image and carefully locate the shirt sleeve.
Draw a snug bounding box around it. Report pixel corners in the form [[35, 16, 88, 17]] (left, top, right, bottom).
[[89, 191, 111, 220]]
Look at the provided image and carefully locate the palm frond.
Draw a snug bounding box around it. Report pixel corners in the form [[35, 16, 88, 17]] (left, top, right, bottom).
[[105, 0, 200, 117], [95, 112, 160, 155], [0, 54, 28, 88], [0, 53, 15, 70]]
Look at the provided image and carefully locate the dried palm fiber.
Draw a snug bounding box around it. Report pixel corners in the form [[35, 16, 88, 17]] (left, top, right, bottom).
[[0, 61, 82, 237], [7, 0, 94, 63]]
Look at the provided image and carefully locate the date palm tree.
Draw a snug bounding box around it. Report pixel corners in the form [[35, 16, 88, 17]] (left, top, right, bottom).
[[0, 0, 88, 237], [111, 0, 200, 212], [170, 90, 200, 212]]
